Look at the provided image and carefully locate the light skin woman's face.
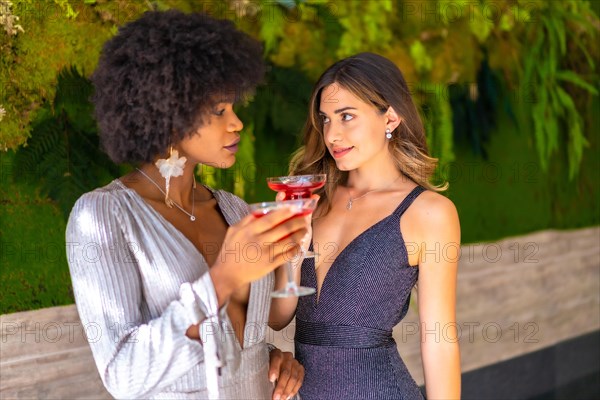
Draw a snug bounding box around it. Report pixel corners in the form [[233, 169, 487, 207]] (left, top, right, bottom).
[[319, 84, 391, 171], [177, 102, 243, 169]]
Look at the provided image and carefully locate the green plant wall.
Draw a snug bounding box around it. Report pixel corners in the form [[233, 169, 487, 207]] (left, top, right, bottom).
[[2, 1, 598, 178], [1, 150, 72, 313]]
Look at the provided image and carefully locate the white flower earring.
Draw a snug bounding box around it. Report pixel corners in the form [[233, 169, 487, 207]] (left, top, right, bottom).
[[155, 146, 187, 207], [385, 128, 392, 139]]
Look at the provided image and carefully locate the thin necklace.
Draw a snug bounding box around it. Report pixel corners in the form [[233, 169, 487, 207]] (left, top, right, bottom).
[[346, 175, 402, 210], [136, 168, 197, 222]]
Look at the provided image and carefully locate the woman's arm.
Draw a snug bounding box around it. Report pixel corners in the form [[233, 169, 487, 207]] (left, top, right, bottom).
[[268, 259, 301, 331], [415, 194, 461, 400], [268, 194, 318, 331]]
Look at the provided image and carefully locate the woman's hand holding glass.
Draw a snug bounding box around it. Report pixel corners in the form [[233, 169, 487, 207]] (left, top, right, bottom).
[[210, 207, 308, 303], [248, 199, 317, 297]]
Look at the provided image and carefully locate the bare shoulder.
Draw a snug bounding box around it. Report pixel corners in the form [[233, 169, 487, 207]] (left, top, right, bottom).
[[404, 190, 460, 239], [412, 190, 457, 220]]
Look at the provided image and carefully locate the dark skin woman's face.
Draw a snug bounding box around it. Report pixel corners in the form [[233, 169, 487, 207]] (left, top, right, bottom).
[[176, 102, 243, 169]]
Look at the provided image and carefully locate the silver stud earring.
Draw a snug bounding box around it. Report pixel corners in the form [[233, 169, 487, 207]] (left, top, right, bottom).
[[385, 128, 392, 139]]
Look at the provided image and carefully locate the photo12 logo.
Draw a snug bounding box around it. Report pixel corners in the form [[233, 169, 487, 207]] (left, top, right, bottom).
[[399, 321, 540, 344], [398, 1, 537, 24], [197, 1, 339, 24]]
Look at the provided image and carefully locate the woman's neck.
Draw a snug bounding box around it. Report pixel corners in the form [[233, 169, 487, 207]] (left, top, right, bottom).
[[136, 162, 197, 207], [345, 160, 404, 193]]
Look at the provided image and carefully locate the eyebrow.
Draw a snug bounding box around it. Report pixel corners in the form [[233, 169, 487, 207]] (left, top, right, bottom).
[[319, 106, 357, 115]]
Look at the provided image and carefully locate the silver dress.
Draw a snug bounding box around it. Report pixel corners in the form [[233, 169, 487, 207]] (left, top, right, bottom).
[[66, 179, 275, 399]]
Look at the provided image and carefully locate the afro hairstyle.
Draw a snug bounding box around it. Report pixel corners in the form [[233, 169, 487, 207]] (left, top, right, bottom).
[[90, 10, 265, 164]]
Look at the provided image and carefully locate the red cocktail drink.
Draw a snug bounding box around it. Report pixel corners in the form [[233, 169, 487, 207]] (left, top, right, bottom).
[[251, 207, 312, 239], [267, 175, 326, 200]]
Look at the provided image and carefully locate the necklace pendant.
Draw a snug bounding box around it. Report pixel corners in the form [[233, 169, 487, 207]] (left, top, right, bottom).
[[190, 216, 196, 222], [346, 198, 353, 210]]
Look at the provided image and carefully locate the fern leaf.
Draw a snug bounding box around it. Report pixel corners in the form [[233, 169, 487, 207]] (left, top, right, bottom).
[[566, 109, 588, 181], [556, 86, 579, 118], [555, 86, 589, 180], [542, 16, 556, 58], [12, 66, 121, 218], [547, 13, 566, 56], [13, 117, 61, 182], [523, 31, 544, 86], [532, 100, 547, 171], [570, 33, 596, 70], [544, 109, 559, 159], [555, 70, 599, 95]]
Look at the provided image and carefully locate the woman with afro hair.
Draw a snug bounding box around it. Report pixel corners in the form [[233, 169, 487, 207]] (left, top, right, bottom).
[[66, 10, 306, 400]]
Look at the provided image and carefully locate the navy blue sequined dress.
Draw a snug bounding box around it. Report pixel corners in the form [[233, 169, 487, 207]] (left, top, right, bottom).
[[295, 186, 426, 399]]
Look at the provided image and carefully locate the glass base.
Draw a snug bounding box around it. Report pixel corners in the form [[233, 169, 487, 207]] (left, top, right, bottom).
[[303, 251, 318, 259], [271, 285, 316, 298]]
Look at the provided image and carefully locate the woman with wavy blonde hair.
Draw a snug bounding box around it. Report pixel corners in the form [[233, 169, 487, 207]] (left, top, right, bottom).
[[269, 52, 461, 399]]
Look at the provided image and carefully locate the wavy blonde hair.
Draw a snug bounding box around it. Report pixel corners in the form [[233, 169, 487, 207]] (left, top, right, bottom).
[[290, 52, 447, 216]]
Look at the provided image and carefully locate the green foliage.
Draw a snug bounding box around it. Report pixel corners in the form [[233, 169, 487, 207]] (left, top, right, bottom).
[[523, 2, 598, 179], [421, 83, 455, 180], [410, 41, 433, 74], [2, 0, 597, 180], [335, 0, 393, 59], [468, 2, 494, 43], [12, 67, 120, 218], [50, 0, 78, 19], [1, 151, 75, 314], [259, 1, 287, 54], [0, 0, 149, 149], [448, 96, 600, 244]]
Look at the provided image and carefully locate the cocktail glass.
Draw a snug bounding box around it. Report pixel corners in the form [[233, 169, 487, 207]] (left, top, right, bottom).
[[267, 174, 325, 259], [267, 174, 326, 200], [248, 198, 317, 298]]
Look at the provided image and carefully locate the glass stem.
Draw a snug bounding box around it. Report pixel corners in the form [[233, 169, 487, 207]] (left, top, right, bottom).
[[284, 262, 298, 291]]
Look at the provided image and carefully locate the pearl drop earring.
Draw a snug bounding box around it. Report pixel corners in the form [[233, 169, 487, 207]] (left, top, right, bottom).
[[385, 128, 392, 139]]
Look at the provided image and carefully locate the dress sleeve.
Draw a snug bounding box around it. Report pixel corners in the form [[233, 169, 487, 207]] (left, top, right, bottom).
[[65, 190, 224, 399], [212, 189, 250, 224]]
